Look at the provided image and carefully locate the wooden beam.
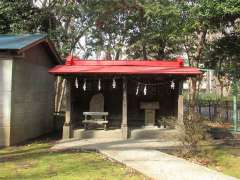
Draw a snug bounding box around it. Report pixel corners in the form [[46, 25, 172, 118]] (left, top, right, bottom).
[[62, 79, 73, 139], [121, 77, 129, 139], [178, 80, 184, 126]]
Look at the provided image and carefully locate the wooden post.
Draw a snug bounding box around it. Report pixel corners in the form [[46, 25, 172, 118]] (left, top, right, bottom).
[[177, 80, 184, 127], [208, 101, 212, 121], [198, 104, 201, 114], [121, 77, 129, 139], [232, 78, 238, 132], [226, 101, 229, 122], [62, 79, 73, 139]]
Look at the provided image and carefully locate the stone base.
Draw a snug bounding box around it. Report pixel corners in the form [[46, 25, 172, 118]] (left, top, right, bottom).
[[0, 126, 10, 147], [73, 129, 122, 139], [141, 125, 159, 129], [130, 128, 180, 140], [121, 125, 129, 139], [62, 124, 73, 139]]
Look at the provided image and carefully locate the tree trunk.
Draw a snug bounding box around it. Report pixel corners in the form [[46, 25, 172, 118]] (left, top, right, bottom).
[[142, 43, 147, 59], [218, 77, 224, 98], [115, 49, 121, 60], [188, 77, 197, 120], [187, 29, 207, 120]]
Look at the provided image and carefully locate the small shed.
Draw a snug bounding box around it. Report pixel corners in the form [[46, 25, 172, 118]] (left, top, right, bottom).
[[49, 56, 201, 140], [0, 34, 61, 146]]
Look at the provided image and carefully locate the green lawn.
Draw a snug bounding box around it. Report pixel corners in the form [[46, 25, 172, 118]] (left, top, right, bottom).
[[0, 141, 147, 180], [185, 143, 240, 179]]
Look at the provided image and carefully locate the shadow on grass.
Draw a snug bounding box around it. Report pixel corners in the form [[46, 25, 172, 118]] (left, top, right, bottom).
[[0, 146, 52, 162], [0, 144, 93, 163], [0, 132, 148, 180], [0, 144, 51, 156], [0, 145, 101, 180], [0, 146, 142, 180], [0, 131, 64, 163]]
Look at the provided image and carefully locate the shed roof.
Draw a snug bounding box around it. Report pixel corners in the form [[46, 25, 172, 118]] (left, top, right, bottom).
[[0, 34, 45, 50], [49, 56, 201, 76], [0, 34, 62, 64]]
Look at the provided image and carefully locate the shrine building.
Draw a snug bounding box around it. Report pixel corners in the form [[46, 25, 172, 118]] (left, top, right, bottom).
[[49, 55, 201, 139]]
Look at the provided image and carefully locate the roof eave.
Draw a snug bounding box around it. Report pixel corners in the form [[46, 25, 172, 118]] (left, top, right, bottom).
[[16, 38, 62, 65]]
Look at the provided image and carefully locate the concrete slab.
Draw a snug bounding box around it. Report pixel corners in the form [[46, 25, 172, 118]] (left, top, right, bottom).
[[72, 128, 180, 140], [73, 129, 122, 139], [52, 139, 237, 180]]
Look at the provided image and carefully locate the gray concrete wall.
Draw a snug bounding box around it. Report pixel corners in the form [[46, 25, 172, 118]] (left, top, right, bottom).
[[10, 44, 55, 145], [0, 59, 13, 146]]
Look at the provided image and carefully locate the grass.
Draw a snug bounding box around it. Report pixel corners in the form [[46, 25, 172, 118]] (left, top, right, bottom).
[[180, 142, 240, 179], [0, 140, 147, 180]]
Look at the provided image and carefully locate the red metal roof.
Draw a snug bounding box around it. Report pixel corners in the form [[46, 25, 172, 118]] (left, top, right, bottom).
[[48, 56, 201, 75]]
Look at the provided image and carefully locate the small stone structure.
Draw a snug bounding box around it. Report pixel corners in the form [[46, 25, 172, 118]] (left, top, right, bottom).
[[89, 93, 104, 112], [140, 102, 159, 127], [82, 93, 108, 130]]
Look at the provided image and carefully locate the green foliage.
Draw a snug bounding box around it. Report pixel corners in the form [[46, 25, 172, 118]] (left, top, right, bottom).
[[80, 0, 135, 59], [197, 92, 222, 101], [184, 91, 224, 101], [204, 34, 240, 79], [0, 0, 41, 33], [198, 0, 240, 80], [75, 0, 185, 59], [127, 0, 183, 59], [1, 0, 240, 61], [0, 1, 94, 56]]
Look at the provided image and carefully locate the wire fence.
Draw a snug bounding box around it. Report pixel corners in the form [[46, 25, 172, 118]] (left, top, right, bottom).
[[184, 100, 240, 123]]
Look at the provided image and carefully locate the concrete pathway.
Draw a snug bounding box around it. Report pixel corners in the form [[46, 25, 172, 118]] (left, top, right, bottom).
[[52, 138, 237, 180]]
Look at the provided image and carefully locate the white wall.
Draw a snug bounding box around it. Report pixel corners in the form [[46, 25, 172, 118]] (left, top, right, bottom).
[[10, 45, 55, 145], [0, 59, 12, 146]]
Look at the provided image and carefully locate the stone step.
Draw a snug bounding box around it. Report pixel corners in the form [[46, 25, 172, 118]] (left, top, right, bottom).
[[73, 127, 180, 140], [130, 128, 180, 140], [232, 132, 240, 139], [73, 128, 122, 139], [224, 138, 240, 146]]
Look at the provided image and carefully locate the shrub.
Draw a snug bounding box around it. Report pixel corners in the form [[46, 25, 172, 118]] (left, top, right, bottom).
[[178, 113, 209, 156], [158, 116, 177, 129]]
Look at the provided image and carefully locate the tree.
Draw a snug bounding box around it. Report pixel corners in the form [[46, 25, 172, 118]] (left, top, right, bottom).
[[180, 0, 240, 107], [172, 0, 240, 153], [77, 0, 184, 59], [127, 0, 183, 59], [0, 0, 94, 56], [2, 0, 240, 151], [204, 34, 240, 97], [0, 0, 41, 33]]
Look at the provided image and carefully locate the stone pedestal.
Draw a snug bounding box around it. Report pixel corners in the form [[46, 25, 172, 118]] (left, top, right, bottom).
[[140, 102, 159, 127], [62, 124, 73, 139], [121, 124, 129, 139]]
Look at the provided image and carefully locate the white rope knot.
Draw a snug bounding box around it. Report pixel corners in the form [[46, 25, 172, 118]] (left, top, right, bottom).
[[75, 78, 79, 88]]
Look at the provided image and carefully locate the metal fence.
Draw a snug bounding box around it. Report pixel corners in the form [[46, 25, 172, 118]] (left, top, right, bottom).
[[184, 100, 240, 123]]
